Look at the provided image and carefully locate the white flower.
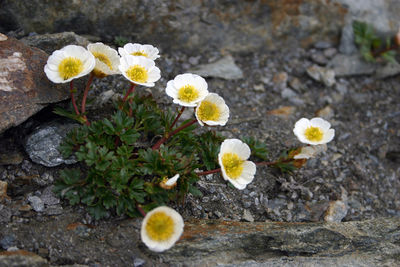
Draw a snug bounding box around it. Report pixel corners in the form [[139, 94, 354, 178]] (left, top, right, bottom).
[[87, 42, 120, 78], [218, 139, 256, 190], [118, 43, 160, 60], [44, 45, 95, 83], [293, 117, 335, 145], [141, 206, 184, 252], [119, 55, 161, 87], [195, 93, 229, 126], [165, 73, 209, 107], [293, 144, 327, 159], [159, 174, 180, 190]]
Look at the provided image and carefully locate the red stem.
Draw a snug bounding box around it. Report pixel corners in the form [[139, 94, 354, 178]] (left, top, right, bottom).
[[121, 83, 136, 105], [69, 81, 80, 116], [136, 204, 147, 217], [170, 107, 185, 130], [81, 73, 94, 115], [152, 119, 197, 150]]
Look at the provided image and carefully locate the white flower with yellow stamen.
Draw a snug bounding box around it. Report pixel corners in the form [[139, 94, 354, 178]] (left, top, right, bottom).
[[119, 55, 161, 87], [44, 45, 95, 83], [293, 118, 335, 145], [87, 42, 120, 78], [293, 144, 327, 159], [141, 206, 184, 252], [218, 139, 256, 190], [195, 93, 229, 126], [118, 43, 160, 60], [159, 174, 180, 190], [165, 73, 209, 107]]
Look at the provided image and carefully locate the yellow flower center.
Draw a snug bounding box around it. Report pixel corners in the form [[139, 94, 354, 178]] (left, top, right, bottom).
[[178, 85, 199, 103], [58, 57, 83, 80], [197, 101, 220, 121], [131, 51, 149, 58], [126, 65, 148, 83], [145, 211, 175, 241], [222, 153, 244, 179], [92, 52, 113, 69], [304, 126, 323, 142]]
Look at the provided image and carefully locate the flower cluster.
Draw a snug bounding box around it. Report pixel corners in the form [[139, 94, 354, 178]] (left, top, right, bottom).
[[45, 41, 336, 253]]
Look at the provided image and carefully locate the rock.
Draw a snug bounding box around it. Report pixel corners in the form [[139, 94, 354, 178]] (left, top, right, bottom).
[[310, 53, 328, 65], [329, 54, 376, 77], [89, 89, 116, 109], [0, 234, 16, 250], [0, 205, 12, 223], [190, 55, 243, 80], [0, 36, 69, 134], [242, 209, 254, 222], [41, 186, 60, 206], [323, 47, 337, 58], [133, 257, 146, 267], [160, 218, 400, 266], [21, 32, 90, 54], [289, 77, 303, 91], [272, 72, 288, 91], [0, 181, 9, 200], [0, 250, 49, 267], [0, 1, 349, 53], [253, 84, 265, 92], [306, 65, 336, 87], [25, 122, 78, 167], [324, 200, 348, 222], [339, 22, 357, 55], [27, 196, 44, 212], [314, 41, 333, 49], [315, 105, 334, 119], [375, 61, 400, 79]]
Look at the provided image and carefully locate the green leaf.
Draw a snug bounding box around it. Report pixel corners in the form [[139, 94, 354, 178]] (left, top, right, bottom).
[[88, 204, 108, 220], [189, 185, 203, 197], [53, 107, 86, 124], [60, 169, 81, 185]]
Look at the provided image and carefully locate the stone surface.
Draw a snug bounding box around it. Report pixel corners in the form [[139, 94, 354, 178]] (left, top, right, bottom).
[[329, 54, 376, 77], [0, 0, 348, 53], [375, 61, 400, 79], [306, 65, 336, 87], [158, 218, 400, 266], [0, 36, 69, 133], [0, 250, 49, 267], [21, 32, 90, 54], [25, 122, 78, 167], [27, 195, 44, 212], [190, 55, 243, 80]]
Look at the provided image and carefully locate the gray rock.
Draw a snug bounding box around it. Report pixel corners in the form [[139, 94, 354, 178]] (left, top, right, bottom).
[[160, 218, 400, 266], [242, 209, 254, 222], [0, 234, 15, 250], [314, 41, 332, 49], [329, 54, 376, 77], [21, 32, 90, 54], [323, 47, 337, 58], [306, 65, 336, 87], [190, 55, 243, 80], [44, 205, 63, 216], [28, 195, 44, 212], [0, 204, 12, 223], [133, 257, 146, 267], [0, 251, 49, 267], [324, 200, 349, 222], [41, 186, 60, 206], [339, 22, 357, 55], [25, 122, 78, 167], [311, 53, 328, 65], [375, 61, 400, 79]]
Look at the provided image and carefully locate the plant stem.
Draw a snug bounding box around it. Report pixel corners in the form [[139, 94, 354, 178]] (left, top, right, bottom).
[[121, 83, 136, 105], [69, 81, 80, 116], [196, 168, 221, 176], [81, 73, 94, 115], [152, 119, 197, 150], [170, 107, 185, 130], [371, 43, 399, 58], [136, 204, 147, 217]]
